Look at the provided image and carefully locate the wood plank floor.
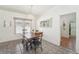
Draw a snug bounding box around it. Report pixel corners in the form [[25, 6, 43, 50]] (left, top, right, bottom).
[[0, 39, 77, 54], [60, 36, 76, 51]]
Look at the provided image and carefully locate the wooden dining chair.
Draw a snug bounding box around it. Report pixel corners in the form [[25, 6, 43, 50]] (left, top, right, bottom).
[[32, 32, 43, 52]]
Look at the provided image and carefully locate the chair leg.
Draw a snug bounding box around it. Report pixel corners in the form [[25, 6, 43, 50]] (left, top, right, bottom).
[[26, 45, 28, 51], [40, 47, 43, 51], [34, 47, 37, 54], [25, 43, 29, 51], [34, 45, 37, 54], [40, 43, 43, 51]]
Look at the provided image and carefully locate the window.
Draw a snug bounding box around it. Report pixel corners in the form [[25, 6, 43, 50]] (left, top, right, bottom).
[[15, 20, 23, 34], [14, 17, 32, 38]]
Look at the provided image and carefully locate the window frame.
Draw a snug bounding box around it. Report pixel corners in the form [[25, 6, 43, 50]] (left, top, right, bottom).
[[14, 17, 32, 35]]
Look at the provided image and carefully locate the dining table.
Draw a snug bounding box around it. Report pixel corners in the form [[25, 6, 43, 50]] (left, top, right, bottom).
[[22, 32, 43, 53]]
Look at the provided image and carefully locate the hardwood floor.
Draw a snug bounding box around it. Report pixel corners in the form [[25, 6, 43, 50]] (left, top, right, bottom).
[[0, 39, 76, 54], [60, 36, 76, 51], [61, 37, 70, 48]]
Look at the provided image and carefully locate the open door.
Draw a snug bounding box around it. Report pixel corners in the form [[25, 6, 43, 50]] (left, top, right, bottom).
[[60, 12, 76, 51]]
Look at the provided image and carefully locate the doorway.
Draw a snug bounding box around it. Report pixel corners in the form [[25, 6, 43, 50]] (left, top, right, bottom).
[[60, 12, 76, 51]]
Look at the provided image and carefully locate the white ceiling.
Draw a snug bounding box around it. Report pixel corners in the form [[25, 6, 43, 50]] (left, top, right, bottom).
[[0, 5, 54, 18]]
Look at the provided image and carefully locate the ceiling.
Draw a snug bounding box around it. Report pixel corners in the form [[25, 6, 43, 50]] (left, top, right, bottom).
[[0, 5, 54, 18]]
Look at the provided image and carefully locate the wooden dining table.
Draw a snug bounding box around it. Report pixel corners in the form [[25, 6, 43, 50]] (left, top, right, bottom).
[[22, 32, 43, 53]]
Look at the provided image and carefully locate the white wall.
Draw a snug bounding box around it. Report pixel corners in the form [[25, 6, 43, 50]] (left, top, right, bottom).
[[0, 9, 36, 43], [36, 6, 79, 53]]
